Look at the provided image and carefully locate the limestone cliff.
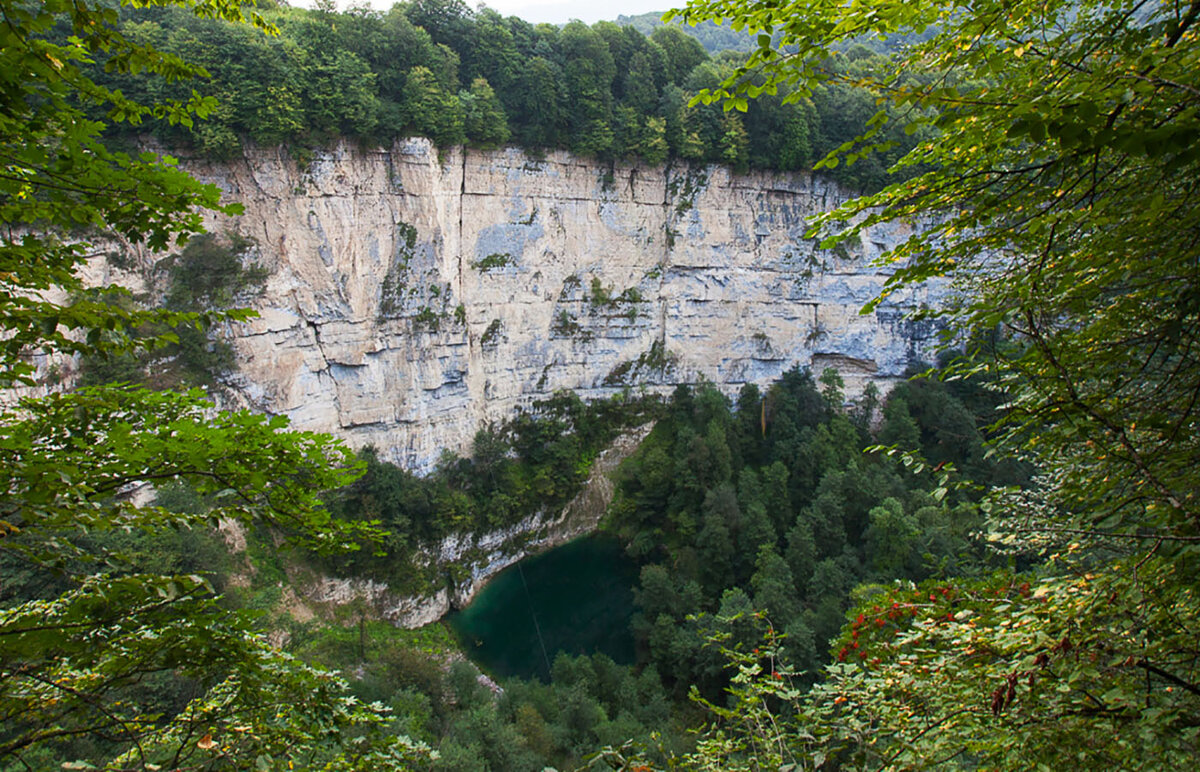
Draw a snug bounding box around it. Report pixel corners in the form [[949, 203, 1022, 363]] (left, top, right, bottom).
[[176, 139, 941, 472]]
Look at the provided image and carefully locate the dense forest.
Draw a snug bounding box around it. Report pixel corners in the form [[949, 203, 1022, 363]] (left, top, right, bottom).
[[3, 0, 1198, 769], [294, 365, 1024, 769], [610, 365, 1027, 693], [0, 360, 1013, 770], [96, 0, 925, 191]]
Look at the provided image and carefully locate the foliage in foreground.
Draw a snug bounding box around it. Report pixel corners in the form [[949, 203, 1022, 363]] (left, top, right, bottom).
[[0, 0, 432, 768], [646, 0, 1200, 765], [76, 232, 268, 389]]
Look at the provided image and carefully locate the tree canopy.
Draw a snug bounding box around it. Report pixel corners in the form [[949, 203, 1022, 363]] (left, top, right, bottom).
[[66, 1, 929, 191]]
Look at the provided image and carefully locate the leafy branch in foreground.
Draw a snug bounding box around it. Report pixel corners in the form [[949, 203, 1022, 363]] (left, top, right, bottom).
[[0, 385, 421, 768], [662, 0, 1200, 765], [0, 0, 271, 387], [1, 0, 433, 768]]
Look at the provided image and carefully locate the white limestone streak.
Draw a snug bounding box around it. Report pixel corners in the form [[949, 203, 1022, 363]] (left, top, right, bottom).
[[171, 139, 944, 474]]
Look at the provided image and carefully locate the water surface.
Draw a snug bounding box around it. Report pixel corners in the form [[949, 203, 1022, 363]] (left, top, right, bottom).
[[448, 534, 638, 681]]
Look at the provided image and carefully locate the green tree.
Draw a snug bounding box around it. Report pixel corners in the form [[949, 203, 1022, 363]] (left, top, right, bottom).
[[876, 395, 920, 450], [678, 62, 727, 162], [745, 87, 815, 171], [460, 8, 521, 99], [801, 485, 847, 561], [638, 115, 670, 166], [403, 0, 475, 56], [511, 55, 563, 148], [460, 76, 510, 149], [695, 488, 737, 593], [612, 105, 644, 160], [783, 516, 815, 595], [402, 64, 466, 147], [719, 111, 749, 172], [657, 83, 690, 155], [622, 50, 661, 115], [650, 25, 708, 86], [863, 497, 919, 577], [561, 22, 616, 156], [750, 546, 800, 622], [379, 7, 439, 94], [737, 499, 776, 568], [0, 0, 429, 767], [760, 460, 791, 536], [290, 16, 380, 139]]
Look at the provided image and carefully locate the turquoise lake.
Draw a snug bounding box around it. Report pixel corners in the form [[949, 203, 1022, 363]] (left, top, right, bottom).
[[448, 534, 639, 681]]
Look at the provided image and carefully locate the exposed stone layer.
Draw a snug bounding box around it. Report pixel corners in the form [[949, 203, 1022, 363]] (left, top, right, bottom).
[[296, 424, 653, 628], [175, 139, 942, 472]]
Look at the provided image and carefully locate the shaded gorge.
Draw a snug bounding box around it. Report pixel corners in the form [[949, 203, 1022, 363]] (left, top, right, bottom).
[[448, 534, 639, 681]]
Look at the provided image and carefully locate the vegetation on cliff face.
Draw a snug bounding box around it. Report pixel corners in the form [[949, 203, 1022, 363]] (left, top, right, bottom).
[[318, 390, 662, 596]]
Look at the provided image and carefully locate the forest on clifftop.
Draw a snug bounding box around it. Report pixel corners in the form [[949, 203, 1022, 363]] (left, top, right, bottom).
[[97, 0, 924, 191]]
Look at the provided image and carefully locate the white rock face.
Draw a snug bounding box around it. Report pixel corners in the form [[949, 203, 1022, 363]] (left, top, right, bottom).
[[176, 139, 942, 472]]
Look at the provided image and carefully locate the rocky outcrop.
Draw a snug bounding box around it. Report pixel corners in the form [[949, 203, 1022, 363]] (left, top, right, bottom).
[[170, 139, 942, 472], [295, 424, 653, 628]]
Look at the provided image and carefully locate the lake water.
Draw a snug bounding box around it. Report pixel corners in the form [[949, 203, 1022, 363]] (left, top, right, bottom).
[[448, 534, 639, 681]]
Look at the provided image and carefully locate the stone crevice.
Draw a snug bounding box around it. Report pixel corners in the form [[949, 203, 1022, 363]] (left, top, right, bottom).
[[191, 140, 944, 472]]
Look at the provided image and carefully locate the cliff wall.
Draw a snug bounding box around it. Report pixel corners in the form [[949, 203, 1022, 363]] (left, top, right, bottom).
[[179, 139, 942, 472]]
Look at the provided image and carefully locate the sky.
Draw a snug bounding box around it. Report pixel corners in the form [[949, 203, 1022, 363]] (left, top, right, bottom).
[[314, 1, 675, 26], [473, 1, 670, 25]]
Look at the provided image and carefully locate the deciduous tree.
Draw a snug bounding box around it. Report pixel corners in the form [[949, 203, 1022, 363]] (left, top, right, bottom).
[[0, 0, 430, 767]]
